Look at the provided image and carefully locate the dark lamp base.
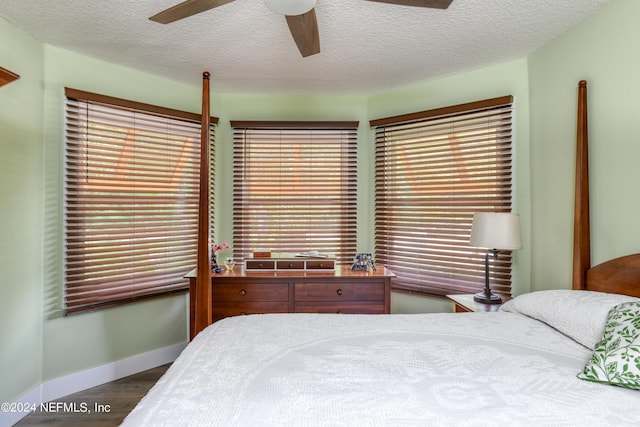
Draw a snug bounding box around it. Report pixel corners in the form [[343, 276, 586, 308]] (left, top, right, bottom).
[[473, 291, 502, 304]]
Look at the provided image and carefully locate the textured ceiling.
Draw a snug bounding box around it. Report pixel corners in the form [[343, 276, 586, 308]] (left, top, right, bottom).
[[0, 0, 613, 95]]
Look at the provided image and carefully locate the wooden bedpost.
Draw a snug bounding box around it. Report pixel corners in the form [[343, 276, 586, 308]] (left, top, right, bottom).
[[193, 72, 212, 338], [572, 80, 590, 290]]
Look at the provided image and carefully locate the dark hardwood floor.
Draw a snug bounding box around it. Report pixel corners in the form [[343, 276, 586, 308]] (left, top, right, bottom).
[[15, 364, 170, 426]]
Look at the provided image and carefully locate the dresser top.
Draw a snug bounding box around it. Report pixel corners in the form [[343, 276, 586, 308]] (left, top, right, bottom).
[[186, 264, 395, 279]]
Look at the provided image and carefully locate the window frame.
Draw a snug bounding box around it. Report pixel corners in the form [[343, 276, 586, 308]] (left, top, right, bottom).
[[63, 88, 217, 314], [231, 120, 359, 265], [371, 96, 515, 298]]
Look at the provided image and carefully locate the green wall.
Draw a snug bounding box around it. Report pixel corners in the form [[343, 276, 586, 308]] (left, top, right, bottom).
[[2, 0, 635, 408], [214, 58, 534, 315], [0, 16, 44, 405], [528, 0, 640, 291], [39, 45, 199, 381], [369, 59, 532, 312]]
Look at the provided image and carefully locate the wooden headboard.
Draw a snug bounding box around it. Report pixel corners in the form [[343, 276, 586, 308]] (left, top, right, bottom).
[[571, 80, 640, 296]]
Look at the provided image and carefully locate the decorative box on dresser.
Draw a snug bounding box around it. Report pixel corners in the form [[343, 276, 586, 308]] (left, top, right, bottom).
[[187, 264, 395, 336]]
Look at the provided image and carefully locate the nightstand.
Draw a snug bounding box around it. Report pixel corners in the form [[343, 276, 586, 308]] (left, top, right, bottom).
[[446, 294, 502, 313]]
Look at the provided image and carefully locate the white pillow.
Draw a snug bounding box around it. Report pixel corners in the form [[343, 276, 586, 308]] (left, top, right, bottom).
[[500, 289, 640, 350]]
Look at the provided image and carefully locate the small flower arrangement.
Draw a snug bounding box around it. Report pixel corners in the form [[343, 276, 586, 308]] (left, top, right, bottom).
[[213, 242, 229, 254], [211, 242, 229, 272]]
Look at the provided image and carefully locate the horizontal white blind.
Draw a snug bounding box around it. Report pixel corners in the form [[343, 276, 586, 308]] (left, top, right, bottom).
[[232, 122, 358, 264], [64, 90, 215, 313], [373, 97, 514, 297]]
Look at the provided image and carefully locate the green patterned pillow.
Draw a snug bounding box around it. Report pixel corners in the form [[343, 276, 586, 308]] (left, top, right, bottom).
[[578, 301, 640, 390]]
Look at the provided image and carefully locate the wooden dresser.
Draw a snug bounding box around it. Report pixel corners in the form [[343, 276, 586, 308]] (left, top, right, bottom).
[[188, 265, 394, 334]]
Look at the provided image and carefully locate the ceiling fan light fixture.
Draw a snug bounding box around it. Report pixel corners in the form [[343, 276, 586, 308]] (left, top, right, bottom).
[[263, 0, 316, 16]]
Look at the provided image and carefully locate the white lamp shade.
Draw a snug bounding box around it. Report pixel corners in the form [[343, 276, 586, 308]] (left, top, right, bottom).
[[470, 212, 522, 250], [263, 0, 315, 15]]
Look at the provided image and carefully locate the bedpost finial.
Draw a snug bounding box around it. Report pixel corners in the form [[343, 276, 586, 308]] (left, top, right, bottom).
[[579, 80, 587, 88], [203, 71, 210, 80]]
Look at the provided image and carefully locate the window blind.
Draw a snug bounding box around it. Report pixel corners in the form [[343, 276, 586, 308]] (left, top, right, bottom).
[[231, 121, 358, 264], [371, 96, 514, 297], [64, 88, 216, 313]]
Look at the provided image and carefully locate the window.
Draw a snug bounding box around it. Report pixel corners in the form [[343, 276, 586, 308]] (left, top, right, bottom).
[[64, 88, 217, 314], [231, 121, 358, 264], [371, 96, 514, 297]]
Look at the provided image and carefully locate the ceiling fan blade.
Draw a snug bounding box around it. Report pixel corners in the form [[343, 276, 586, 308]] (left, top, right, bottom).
[[285, 8, 320, 58], [366, 0, 453, 9], [150, 0, 236, 24]]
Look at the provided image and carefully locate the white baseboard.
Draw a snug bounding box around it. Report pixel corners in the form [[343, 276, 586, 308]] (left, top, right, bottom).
[[1, 342, 186, 427], [1, 387, 41, 427], [41, 341, 186, 402]]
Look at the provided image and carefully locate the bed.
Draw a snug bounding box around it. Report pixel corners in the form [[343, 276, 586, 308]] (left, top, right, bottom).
[[122, 80, 640, 426]]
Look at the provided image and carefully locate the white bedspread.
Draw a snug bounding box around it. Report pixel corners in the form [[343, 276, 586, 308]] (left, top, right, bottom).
[[122, 313, 640, 426]]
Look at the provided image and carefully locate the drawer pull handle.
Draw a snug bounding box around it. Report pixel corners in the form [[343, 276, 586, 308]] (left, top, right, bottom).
[[240, 289, 247, 296], [288, 263, 293, 268], [319, 263, 324, 268], [258, 263, 263, 268], [336, 288, 343, 296]]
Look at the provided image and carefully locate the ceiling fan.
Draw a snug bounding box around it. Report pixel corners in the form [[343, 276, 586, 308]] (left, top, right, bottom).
[[150, 0, 453, 58]]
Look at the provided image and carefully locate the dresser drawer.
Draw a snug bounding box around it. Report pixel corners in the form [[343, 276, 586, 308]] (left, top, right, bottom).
[[213, 282, 289, 302], [213, 301, 289, 322], [294, 301, 386, 314], [276, 260, 305, 270], [245, 260, 276, 270], [294, 282, 385, 301], [305, 260, 335, 270]]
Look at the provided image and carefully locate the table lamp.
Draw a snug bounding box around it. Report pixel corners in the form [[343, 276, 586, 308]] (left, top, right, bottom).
[[469, 212, 522, 304]]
